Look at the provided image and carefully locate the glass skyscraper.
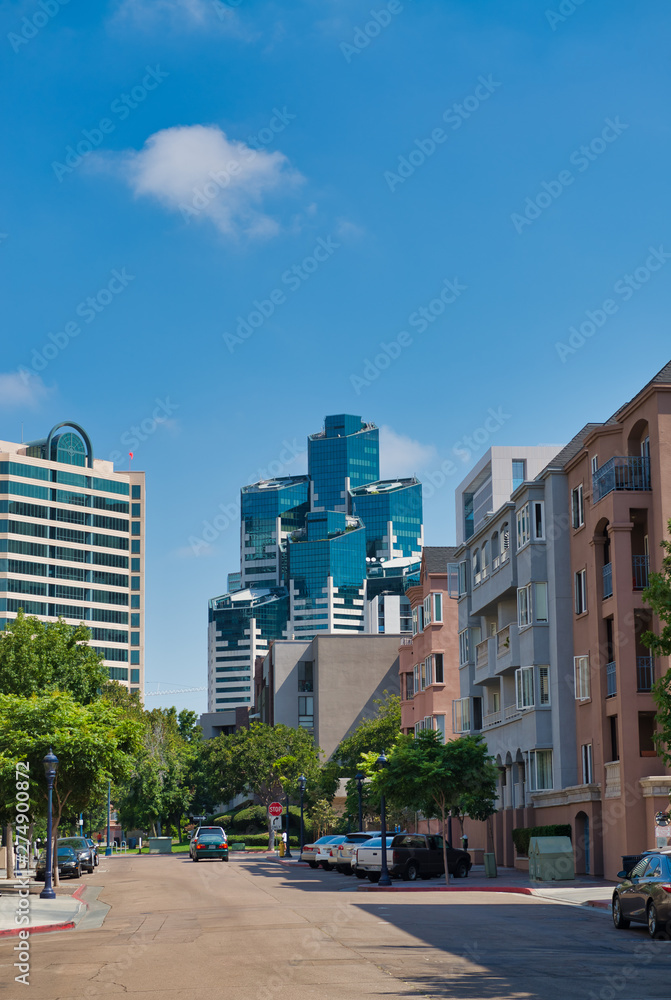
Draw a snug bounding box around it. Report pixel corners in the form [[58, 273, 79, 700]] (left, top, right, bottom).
[[207, 414, 424, 711], [0, 422, 145, 693]]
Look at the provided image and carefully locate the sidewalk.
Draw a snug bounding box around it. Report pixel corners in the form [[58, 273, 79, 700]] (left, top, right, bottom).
[[0, 885, 85, 936]]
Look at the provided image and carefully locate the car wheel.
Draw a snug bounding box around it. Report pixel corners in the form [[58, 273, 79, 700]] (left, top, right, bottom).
[[612, 894, 630, 929], [341, 867, 353, 876], [368, 872, 380, 883], [74, 864, 81, 878], [355, 871, 367, 879], [95, 855, 99, 867], [193, 855, 199, 862], [648, 902, 661, 938], [404, 861, 419, 882], [455, 860, 468, 879], [308, 861, 318, 869], [320, 862, 332, 871]]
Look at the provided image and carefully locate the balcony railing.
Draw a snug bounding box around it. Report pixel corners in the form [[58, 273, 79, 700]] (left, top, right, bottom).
[[504, 704, 522, 722], [592, 456, 650, 502], [497, 624, 511, 657], [475, 639, 489, 669], [632, 554, 649, 590], [606, 661, 617, 698], [482, 710, 501, 729], [602, 563, 613, 599], [637, 656, 654, 692]]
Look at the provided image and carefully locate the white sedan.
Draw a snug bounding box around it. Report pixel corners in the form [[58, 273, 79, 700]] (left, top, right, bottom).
[[352, 836, 395, 881]]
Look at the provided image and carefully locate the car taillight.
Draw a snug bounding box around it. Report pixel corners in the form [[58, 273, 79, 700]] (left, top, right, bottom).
[[196, 844, 206, 849], [660, 884, 671, 893], [218, 844, 226, 849]]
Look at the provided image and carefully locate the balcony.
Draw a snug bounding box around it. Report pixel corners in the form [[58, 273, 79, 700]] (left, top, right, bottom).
[[637, 656, 654, 692], [592, 456, 650, 502], [606, 661, 617, 698], [475, 639, 489, 669], [504, 703, 522, 722], [482, 710, 501, 729], [602, 563, 613, 599], [632, 554, 649, 590], [497, 625, 511, 657]]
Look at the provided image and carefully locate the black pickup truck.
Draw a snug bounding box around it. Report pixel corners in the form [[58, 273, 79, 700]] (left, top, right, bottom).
[[389, 833, 471, 880]]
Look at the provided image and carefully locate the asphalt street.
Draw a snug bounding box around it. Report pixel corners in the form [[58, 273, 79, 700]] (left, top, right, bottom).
[[1, 853, 669, 999]]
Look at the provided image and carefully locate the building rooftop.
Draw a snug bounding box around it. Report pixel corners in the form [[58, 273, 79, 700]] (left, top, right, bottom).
[[350, 477, 419, 495], [423, 546, 460, 574], [241, 475, 309, 493]]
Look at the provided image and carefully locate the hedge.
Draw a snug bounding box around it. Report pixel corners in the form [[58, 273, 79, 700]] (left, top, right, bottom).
[[228, 834, 300, 848], [512, 824, 572, 857]]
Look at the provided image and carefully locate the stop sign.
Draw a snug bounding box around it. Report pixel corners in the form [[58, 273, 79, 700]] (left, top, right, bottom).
[[268, 802, 283, 817]]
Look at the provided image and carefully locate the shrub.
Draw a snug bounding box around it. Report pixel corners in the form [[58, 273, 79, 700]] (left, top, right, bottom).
[[512, 824, 572, 857]]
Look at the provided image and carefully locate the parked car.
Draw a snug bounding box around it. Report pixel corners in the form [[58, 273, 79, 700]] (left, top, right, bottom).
[[334, 832, 379, 874], [190, 829, 229, 862], [352, 836, 395, 881], [85, 838, 100, 866], [300, 835, 341, 868], [36, 846, 82, 880], [389, 833, 472, 881], [612, 849, 671, 938], [316, 834, 349, 870], [58, 836, 96, 873], [188, 827, 227, 858]]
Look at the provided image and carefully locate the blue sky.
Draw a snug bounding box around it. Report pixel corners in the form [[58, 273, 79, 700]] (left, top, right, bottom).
[[2, 0, 670, 715]]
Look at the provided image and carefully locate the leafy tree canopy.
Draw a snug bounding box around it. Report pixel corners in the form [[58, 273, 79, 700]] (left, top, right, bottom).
[[643, 517, 671, 766]]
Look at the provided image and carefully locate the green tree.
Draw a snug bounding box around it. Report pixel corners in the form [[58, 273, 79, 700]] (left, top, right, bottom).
[[0, 610, 108, 703], [202, 723, 322, 847], [643, 517, 671, 766], [308, 799, 338, 839], [333, 692, 401, 825], [371, 731, 498, 885], [0, 692, 143, 884]]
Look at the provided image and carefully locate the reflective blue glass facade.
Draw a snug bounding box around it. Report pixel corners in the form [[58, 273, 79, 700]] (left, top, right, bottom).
[[350, 478, 423, 559], [240, 476, 309, 587], [308, 415, 379, 512]]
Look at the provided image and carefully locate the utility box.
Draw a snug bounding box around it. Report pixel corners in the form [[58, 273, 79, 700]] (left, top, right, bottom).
[[528, 836, 574, 881], [483, 852, 497, 878], [147, 837, 172, 854]]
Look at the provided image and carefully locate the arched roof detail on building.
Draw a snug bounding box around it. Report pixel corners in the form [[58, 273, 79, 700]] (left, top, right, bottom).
[[46, 422, 94, 468]]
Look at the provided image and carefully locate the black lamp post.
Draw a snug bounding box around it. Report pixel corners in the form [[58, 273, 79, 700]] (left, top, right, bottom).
[[39, 749, 59, 900], [355, 772, 365, 831], [376, 753, 391, 887], [298, 774, 306, 856], [105, 779, 112, 857], [284, 791, 292, 859]]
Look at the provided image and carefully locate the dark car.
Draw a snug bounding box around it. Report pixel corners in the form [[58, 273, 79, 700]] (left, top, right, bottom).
[[389, 833, 472, 881], [58, 836, 96, 873], [191, 830, 229, 862], [613, 849, 671, 938], [36, 846, 82, 880], [85, 838, 100, 867]]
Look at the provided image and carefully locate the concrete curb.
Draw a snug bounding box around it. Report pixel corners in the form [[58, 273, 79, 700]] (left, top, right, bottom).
[[0, 883, 88, 938], [356, 884, 535, 894]]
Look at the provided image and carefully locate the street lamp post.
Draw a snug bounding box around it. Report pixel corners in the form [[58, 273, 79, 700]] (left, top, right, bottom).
[[298, 774, 306, 856], [284, 791, 292, 859], [376, 753, 392, 887], [105, 779, 112, 857], [356, 772, 365, 831], [39, 749, 59, 900]]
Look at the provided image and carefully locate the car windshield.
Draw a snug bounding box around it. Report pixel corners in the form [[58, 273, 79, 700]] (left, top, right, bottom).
[[198, 827, 224, 835], [360, 837, 394, 847], [345, 834, 373, 842], [56, 847, 76, 858], [58, 838, 87, 849], [198, 834, 225, 842]]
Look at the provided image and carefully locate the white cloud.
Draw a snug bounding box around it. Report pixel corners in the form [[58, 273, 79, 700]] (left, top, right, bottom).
[[379, 426, 437, 479], [99, 124, 304, 239], [110, 0, 249, 36], [0, 372, 50, 410]]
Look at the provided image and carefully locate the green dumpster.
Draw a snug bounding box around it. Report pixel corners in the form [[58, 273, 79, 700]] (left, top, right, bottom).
[[529, 836, 574, 881], [483, 852, 497, 878]]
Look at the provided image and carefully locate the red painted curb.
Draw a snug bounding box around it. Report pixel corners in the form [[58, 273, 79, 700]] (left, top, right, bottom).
[[584, 899, 611, 910], [0, 920, 76, 938], [357, 885, 534, 895]]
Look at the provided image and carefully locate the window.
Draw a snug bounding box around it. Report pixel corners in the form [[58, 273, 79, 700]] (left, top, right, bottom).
[[423, 596, 432, 625], [131, 558, 140, 572], [131, 485, 141, 499], [638, 712, 657, 756], [453, 698, 471, 734], [298, 661, 313, 692], [539, 666, 550, 705], [574, 655, 590, 701], [131, 540, 140, 554], [130, 669, 140, 684], [534, 583, 548, 623], [432, 592, 443, 622], [131, 632, 140, 646], [434, 714, 446, 741], [517, 504, 530, 548], [298, 695, 314, 730], [512, 459, 526, 491], [413, 663, 419, 693], [405, 672, 414, 700], [424, 657, 433, 686], [533, 501, 544, 540], [581, 743, 593, 784], [518, 585, 531, 627], [447, 563, 459, 598], [459, 629, 470, 666], [529, 749, 553, 790], [420, 659, 426, 690], [572, 485, 584, 529], [516, 666, 534, 709], [457, 560, 467, 596], [609, 715, 619, 761], [131, 503, 141, 517], [472, 548, 481, 584], [482, 540, 489, 579], [591, 457, 598, 475], [131, 613, 140, 627], [131, 595, 140, 608], [434, 652, 444, 683], [575, 569, 587, 614], [500, 522, 510, 558]]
